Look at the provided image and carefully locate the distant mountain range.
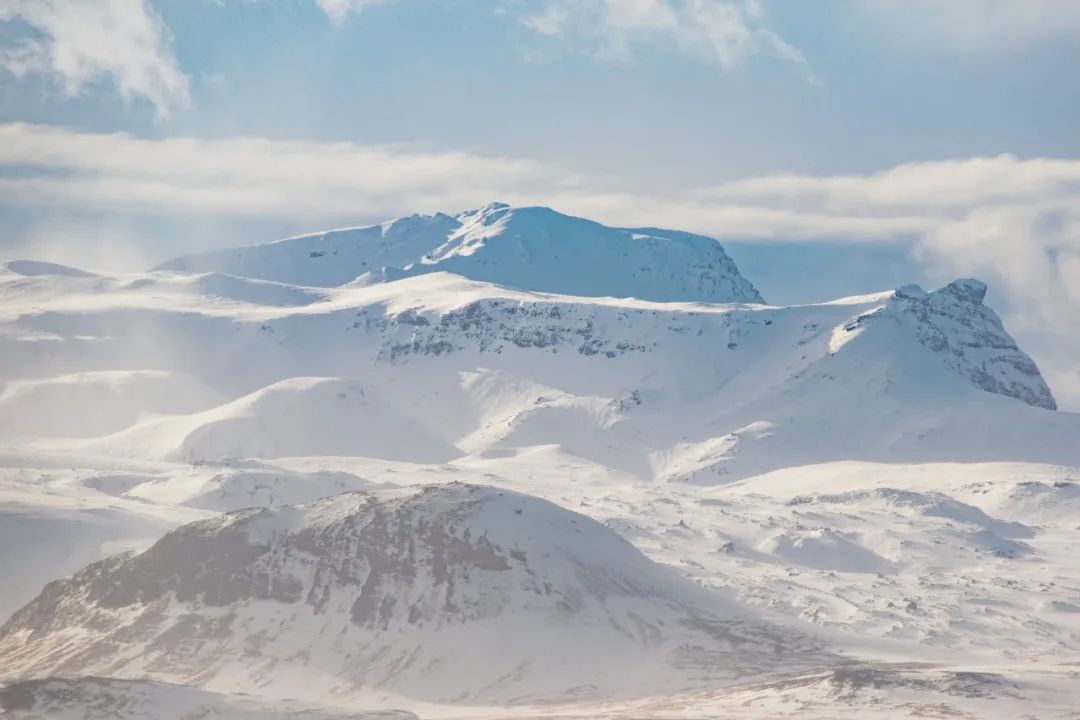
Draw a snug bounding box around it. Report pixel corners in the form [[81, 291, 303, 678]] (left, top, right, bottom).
[[1, 204, 1077, 718]]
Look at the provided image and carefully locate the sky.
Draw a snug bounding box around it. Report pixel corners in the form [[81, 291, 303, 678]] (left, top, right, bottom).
[[1, 0, 1079, 407]]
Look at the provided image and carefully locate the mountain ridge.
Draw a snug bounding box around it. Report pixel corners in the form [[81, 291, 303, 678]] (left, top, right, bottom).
[[3, 264, 1069, 479], [154, 203, 765, 304]]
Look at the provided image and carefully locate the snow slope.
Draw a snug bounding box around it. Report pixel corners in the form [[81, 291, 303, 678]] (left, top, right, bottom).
[[0, 370, 220, 439], [82, 377, 457, 464], [156, 203, 764, 303], [3, 260, 97, 279]]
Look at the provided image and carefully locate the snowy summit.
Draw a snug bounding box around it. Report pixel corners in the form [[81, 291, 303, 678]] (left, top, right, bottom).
[[157, 203, 765, 303]]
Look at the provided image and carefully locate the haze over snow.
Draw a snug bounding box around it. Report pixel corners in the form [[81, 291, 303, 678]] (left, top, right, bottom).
[[1, 2, 1079, 717]]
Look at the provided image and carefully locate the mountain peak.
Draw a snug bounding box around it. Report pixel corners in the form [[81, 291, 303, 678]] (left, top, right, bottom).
[[412, 203, 766, 303], [942, 277, 988, 304], [472, 200, 511, 214], [880, 278, 1056, 410], [155, 204, 764, 304]]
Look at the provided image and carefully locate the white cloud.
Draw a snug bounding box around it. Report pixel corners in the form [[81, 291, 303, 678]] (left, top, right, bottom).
[[855, 0, 1080, 52], [521, 0, 817, 81], [3, 123, 1077, 242], [696, 156, 1080, 214], [0, 122, 938, 240], [0, 0, 190, 119], [0, 122, 561, 218], [312, 0, 386, 25], [0, 0, 391, 118]]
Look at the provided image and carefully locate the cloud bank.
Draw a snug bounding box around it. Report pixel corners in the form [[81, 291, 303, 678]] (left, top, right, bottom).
[[4, 123, 1075, 243]]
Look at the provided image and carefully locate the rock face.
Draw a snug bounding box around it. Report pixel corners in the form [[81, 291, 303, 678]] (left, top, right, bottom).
[[847, 279, 1057, 410], [0, 484, 820, 703], [155, 203, 764, 304], [365, 276, 1055, 410]]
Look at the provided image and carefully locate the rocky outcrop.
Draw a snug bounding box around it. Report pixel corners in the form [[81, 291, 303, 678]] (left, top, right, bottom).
[[893, 279, 1056, 409]]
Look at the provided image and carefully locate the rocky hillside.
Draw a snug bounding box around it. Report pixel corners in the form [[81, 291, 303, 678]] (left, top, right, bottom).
[[0, 484, 823, 704]]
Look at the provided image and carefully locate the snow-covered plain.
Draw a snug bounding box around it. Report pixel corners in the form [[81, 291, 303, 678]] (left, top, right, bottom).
[[1, 205, 1078, 718]]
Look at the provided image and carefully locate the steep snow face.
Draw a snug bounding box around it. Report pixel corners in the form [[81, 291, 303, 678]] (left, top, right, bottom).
[[404, 203, 764, 303], [0, 484, 820, 704], [155, 204, 764, 303]]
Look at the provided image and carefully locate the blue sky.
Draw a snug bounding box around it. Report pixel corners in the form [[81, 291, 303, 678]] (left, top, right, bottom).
[[6, 1, 1079, 182], [1, 0, 1079, 406]]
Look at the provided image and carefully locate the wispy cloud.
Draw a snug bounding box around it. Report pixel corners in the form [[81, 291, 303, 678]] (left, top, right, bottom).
[[0, 0, 814, 121], [0, 122, 563, 218], [0, 0, 391, 118], [311, 0, 387, 25], [4, 123, 1079, 241], [0, 123, 936, 240], [0, 0, 189, 119], [694, 156, 1080, 215], [854, 0, 1080, 52], [521, 0, 818, 82]]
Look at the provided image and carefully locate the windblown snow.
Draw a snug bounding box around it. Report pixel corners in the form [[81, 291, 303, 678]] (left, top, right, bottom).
[[1, 204, 1077, 719]]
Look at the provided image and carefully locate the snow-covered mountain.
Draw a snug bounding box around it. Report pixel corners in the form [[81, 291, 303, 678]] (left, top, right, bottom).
[[3, 262, 1072, 478], [0, 483, 822, 704], [155, 203, 765, 303], [2, 205, 1079, 718]]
